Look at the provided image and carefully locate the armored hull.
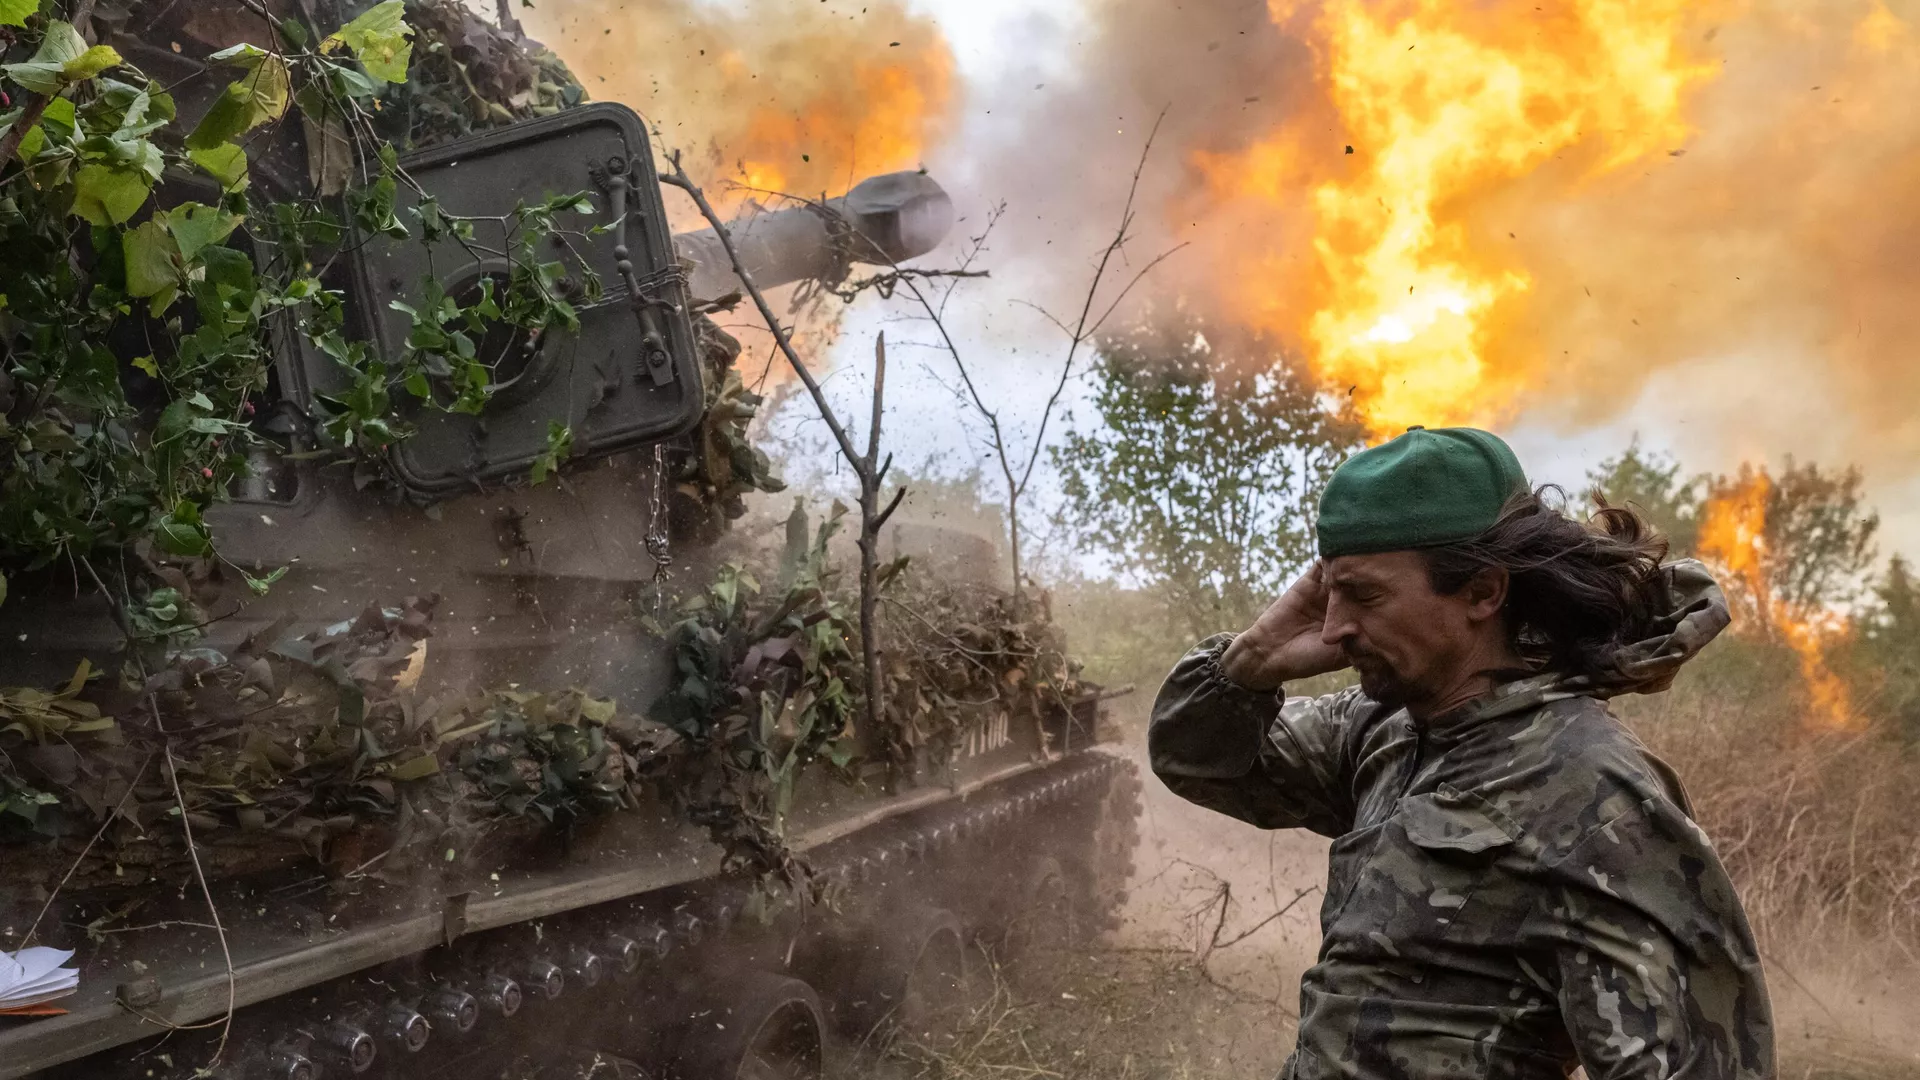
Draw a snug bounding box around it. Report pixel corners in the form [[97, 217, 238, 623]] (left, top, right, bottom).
[[5, 717, 1138, 1080]]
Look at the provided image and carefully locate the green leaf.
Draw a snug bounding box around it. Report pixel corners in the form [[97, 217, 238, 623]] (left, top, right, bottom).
[[13, 118, 43, 163], [0, 571, 7, 610], [2, 32, 119, 94], [529, 422, 574, 486], [187, 143, 248, 190], [154, 501, 213, 557], [185, 92, 250, 150], [244, 566, 288, 596], [122, 219, 178, 300], [198, 244, 255, 294], [3, 21, 85, 94], [62, 43, 121, 82], [41, 94, 73, 128], [0, 0, 38, 29], [206, 42, 272, 67], [325, 62, 379, 100], [825, 738, 856, 769], [330, 0, 408, 41], [166, 202, 242, 263], [185, 52, 289, 150], [71, 162, 151, 226], [131, 355, 159, 378], [324, 0, 414, 84], [14, 94, 71, 162], [387, 754, 441, 781]]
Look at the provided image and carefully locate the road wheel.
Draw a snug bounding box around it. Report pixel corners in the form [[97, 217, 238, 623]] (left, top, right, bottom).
[[668, 970, 824, 1080], [997, 855, 1080, 962], [872, 907, 968, 1044], [796, 906, 969, 1046]]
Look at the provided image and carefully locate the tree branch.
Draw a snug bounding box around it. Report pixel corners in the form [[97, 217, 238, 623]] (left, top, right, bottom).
[[867, 331, 886, 469], [662, 150, 910, 781], [495, 0, 525, 36], [19, 752, 152, 948], [1015, 107, 1176, 499], [150, 695, 236, 1067], [660, 152, 870, 485], [874, 484, 909, 532], [832, 266, 990, 303]]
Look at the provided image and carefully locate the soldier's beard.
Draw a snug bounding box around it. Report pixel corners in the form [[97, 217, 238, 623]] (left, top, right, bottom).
[[1348, 647, 1415, 709]]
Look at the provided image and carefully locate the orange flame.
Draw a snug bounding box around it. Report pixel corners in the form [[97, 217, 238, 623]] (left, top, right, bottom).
[[522, 0, 954, 219], [699, 33, 954, 208], [1192, 0, 1719, 436], [1697, 469, 1859, 731]]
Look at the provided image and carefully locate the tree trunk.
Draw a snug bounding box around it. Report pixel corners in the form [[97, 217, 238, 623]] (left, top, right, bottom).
[[1007, 495, 1024, 597], [859, 335, 889, 768]]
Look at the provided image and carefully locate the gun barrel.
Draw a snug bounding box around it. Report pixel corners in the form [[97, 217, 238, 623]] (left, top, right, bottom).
[[672, 171, 955, 299]]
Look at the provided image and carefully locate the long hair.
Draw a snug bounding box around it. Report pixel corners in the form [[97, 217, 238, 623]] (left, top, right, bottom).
[[1421, 487, 1670, 681]]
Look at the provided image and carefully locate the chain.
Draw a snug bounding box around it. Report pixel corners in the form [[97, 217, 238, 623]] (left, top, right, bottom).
[[629, 263, 688, 304], [646, 443, 673, 592]]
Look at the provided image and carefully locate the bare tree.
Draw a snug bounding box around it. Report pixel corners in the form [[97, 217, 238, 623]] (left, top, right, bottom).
[[661, 153, 906, 751], [842, 112, 1183, 595]]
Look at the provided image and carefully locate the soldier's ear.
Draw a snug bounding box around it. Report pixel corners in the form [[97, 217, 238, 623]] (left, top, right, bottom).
[[1461, 566, 1509, 623]]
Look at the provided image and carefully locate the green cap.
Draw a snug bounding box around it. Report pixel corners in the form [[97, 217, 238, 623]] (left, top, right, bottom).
[[1316, 426, 1528, 558]]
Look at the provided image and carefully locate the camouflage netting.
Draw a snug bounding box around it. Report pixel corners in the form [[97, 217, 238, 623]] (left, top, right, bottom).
[[878, 576, 1094, 780], [0, 524, 1096, 898], [0, 597, 687, 896], [371, 0, 588, 150], [671, 317, 788, 542]]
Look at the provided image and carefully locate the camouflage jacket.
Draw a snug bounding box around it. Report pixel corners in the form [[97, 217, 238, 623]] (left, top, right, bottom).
[[1149, 561, 1773, 1080]]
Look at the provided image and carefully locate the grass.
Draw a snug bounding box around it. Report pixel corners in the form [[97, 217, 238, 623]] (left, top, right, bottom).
[[850, 946, 1294, 1080], [1618, 634, 1920, 975], [847, 942, 1920, 1080]]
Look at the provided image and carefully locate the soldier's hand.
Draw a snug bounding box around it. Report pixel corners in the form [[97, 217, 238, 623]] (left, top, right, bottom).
[[1221, 562, 1348, 691]]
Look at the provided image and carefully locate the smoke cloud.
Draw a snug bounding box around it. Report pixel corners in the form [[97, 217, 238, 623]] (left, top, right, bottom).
[[517, 0, 955, 222], [520, 0, 1920, 543], [956, 0, 1920, 479]]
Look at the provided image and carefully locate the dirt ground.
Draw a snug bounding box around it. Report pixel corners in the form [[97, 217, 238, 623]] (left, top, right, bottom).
[[852, 714, 1920, 1080]]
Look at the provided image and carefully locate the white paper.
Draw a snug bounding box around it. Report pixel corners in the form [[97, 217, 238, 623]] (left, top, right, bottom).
[[0, 947, 79, 1009]]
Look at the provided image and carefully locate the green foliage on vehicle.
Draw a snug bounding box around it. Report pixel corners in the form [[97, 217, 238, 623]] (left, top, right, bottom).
[[0, 5, 601, 596], [650, 502, 860, 878]]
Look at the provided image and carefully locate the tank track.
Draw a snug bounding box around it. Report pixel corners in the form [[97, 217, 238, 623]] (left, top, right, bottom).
[[35, 752, 1140, 1080]]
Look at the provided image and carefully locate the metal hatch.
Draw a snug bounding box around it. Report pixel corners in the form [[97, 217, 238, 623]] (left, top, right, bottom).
[[340, 102, 703, 498]]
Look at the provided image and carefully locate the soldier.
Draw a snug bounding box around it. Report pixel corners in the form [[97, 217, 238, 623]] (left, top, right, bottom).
[[1150, 427, 1773, 1080]]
